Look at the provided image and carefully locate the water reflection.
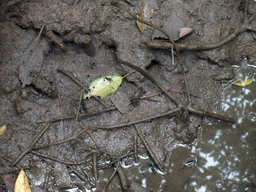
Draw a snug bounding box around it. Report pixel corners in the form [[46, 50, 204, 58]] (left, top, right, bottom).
[[163, 62, 256, 191]]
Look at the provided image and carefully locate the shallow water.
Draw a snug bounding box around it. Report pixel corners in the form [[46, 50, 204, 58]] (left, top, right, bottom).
[[168, 61, 256, 191]]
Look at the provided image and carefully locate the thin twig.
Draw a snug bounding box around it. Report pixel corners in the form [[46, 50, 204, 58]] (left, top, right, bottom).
[[12, 123, 53, 166], [43, 170, 51, 190], [103, 162, 119, 192], [32, 127, 88, 150], [134, 129, 138, 163], [187, 105, 235, 124], [133, 87, 199, 100], [114, 162, 130, 190], [35, 25, 45, 41], [134, 125, 164, 172], [57, 68, 108, 108], [177, 56, 191, 104], [75, 88, 85, 123], [94, 107, 181, 130], [81, 125, 100, 148], [75, 138, 117, 156], [31, 151, 78, 165], [68, 165, 95, 185], [142, 23, 247, 51], [57, 68, 85, 88], [93, 153, 98, 179], [37, 106, 116, 124], [117, 59, 181, 107]]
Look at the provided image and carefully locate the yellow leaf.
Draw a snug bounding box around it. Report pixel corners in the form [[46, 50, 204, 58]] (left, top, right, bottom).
[[0, 125, 6, 136], [232, 79, 252, 86], [83, 70, 135, 100], [136, 3, 153, 32], [15, 169, 32, 192]]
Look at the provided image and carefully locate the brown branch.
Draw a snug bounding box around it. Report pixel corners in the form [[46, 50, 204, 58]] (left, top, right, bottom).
[[117, 59, 181, 107], [94, 107, 181, 130], [142, 22, 251, 51]]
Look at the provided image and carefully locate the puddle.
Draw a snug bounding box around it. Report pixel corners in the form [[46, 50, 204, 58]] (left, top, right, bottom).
[[174, 62, 256, 191]]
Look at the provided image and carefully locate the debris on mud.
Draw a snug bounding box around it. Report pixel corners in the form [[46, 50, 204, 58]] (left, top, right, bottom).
[[0, 0, 255, 191]]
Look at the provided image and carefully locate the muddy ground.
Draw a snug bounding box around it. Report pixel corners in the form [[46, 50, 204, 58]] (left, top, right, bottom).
[[0, 0, 255, 191]]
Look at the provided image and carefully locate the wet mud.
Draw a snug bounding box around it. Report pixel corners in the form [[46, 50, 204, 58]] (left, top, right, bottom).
[[0, 0, 256, 191]]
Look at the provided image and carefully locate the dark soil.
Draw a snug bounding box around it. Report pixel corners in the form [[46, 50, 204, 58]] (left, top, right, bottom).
[[0, 0, 255, 191]]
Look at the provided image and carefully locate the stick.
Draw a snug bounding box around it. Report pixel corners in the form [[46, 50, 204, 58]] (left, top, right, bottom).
[[12, 123, 53, 166], [117, 59, 181, 107], [134, 130, 139, 163], [103, 162, 119, 192], [94, 107, 180, 130], [114, 162, 130, 190], [93, 153, 98, 179], [37, 106, 116, 124], [134, 125, 164, 172], [32, 127, 88, 150], [187, 105, 235, 124]]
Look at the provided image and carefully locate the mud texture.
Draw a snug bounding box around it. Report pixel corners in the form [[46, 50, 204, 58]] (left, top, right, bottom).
[[0, 0, 255, 191]]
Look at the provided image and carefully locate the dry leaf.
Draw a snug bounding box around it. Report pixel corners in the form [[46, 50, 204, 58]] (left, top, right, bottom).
[[83, 71, 134, 100], [136, 3, 152, 32], [15, 169, 32, 192], [232, 79, 252, 86], [136, 0, 160, 32], [179, 27, 194, 38], [0, 125, 6, 136]]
